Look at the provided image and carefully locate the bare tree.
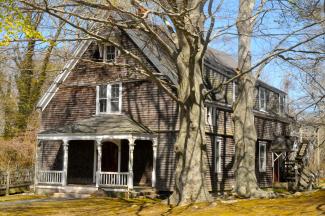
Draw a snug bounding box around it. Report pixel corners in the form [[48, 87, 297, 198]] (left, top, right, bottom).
[[10, 0, 324, 202]]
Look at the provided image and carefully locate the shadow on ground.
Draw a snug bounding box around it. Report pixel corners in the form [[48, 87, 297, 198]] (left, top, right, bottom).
[[0, 190, 324, 215]]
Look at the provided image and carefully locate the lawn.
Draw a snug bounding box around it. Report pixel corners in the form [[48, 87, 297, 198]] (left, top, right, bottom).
[[0, 190, 324, 216]]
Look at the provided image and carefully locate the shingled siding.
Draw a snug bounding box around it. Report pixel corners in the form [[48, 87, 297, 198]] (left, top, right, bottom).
[[39, 141, 63, 171], [123, 81, 179, 132], [39, 29, 290, 193]]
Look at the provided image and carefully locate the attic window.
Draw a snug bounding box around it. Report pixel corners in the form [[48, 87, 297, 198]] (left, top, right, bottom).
[[94, 44, 119, 63], [104, 45, 117, 62], [103, 45, 118, 62]]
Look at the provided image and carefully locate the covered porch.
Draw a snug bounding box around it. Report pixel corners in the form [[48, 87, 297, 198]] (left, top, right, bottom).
[[35, 115, 157, 191]]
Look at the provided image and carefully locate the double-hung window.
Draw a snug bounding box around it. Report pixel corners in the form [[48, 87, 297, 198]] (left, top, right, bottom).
[[96, 83, 122, 114], [233, 82, 239, 102], [215, 138, 222, 173], [259, 87, 266, 111], [101, 45, 118, 63], [279, 94, 285, 114], [259, 142, 267, 172]]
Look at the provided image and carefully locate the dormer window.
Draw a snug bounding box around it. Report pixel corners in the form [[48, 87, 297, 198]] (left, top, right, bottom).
[[96, 83, 122, 114], [259, 87, 266, 111], [104, 45, 117, 62], [94, 44, 119, 63]]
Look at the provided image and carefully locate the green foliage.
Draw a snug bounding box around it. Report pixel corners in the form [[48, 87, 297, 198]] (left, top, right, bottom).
[[0, 0, 44, 46]]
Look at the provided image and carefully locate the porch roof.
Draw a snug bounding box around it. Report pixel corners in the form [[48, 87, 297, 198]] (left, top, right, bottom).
[[39, 115, 152, 137], [270, 135, 296, 152]]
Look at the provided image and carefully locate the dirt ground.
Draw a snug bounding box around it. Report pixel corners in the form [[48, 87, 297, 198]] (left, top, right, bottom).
[[0, 189, 324, 216]]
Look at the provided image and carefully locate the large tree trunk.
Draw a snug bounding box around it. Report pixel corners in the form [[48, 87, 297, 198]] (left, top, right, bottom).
[[233, 0, 272, 198], [170, 54, 211, 205], [169, 1, 212, 204]]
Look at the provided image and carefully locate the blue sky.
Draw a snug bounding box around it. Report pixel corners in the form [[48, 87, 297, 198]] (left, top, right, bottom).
[[208, 0, 323, 107]]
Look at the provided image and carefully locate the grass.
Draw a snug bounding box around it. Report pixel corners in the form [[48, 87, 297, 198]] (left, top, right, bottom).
[[0, 194, 46, 202], [0, 190, 324, 215]]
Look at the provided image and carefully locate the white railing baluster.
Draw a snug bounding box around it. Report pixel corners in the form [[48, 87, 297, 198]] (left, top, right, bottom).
[[38, 170, 63, 184], [98, 172, 129, 187]]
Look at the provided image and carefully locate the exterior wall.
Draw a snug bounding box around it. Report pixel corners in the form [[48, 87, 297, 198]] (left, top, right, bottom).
[[40, 31, 290, 192], [40, 140, 63, 171]]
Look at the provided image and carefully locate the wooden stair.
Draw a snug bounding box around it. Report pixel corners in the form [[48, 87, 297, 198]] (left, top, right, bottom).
[[284, 141, 317, 191]]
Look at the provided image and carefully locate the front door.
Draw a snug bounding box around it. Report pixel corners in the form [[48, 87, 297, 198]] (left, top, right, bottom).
[[101, 141, 119, 172], [133, 140, 153, 186]]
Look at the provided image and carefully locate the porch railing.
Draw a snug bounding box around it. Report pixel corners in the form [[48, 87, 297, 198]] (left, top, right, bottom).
[[38, 170, 63, 184], [99, 172, 128, 186]]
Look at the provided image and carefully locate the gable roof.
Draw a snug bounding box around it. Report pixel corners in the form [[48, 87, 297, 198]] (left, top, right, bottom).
[[37, 27, 286, 111]]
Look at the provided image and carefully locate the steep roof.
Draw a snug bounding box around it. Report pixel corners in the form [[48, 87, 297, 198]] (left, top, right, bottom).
[[37, 27, 286, 111]]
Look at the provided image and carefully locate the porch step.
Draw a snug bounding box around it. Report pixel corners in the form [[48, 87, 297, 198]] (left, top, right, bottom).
[[62, 185, 98, 194], [130, 187, 158, 199], [52, 192, 91, 199]]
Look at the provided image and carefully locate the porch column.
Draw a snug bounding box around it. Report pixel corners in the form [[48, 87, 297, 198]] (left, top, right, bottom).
[[62, 139, 69, 186], [128, 138, 135, 189], [152, 138, 158, 188], [96, 139, 102, 187], [34, 140, 42, 186]]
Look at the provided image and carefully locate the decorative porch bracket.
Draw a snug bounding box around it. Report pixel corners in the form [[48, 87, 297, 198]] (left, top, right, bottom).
[[62, 139, 69, 186], [96, 139, 103, 187]]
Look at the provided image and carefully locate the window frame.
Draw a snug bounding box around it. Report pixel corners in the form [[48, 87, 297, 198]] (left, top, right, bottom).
[[214, 137, 222, 173], [279, 94, 285, 114], [103, 45, 118, 63], [259, 87, 266, 111], [206, 105, 216, 126], [259, 142, 267, 172], [96, 83, 122, 114], [233, 82, 239, 102]]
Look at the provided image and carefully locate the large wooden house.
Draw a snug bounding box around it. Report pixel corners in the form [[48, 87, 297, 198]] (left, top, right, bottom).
[[35, 28, 292, 196]]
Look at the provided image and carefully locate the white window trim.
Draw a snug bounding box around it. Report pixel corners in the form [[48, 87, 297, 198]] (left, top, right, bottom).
[[279, 94, 285, 114], [259, 142, 267, 172], [96, 82, 122, 115], [233, 82, 236, 102], [103, 45, 119, 63], [215, 138, 222, 173], [206, 105, 216, 126], [259, 87, 266, 112]]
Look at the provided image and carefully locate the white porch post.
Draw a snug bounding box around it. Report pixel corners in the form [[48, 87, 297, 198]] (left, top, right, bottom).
[[96, 139, 102, 187], [152, 138, 157, 188], [128, 138, 135, 189], [34, 140, 42, 186], [62, 139, 69, 186]]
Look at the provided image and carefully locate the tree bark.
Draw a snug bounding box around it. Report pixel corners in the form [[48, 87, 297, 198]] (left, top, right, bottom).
[[168, 1, 212, 205], [169, 55, 211, 205], [233, 0, 272, 198]]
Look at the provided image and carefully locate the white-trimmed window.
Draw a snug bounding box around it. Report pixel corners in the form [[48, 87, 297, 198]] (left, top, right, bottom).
[[233, 82, 239, 102], [215, 138, 222, 173], [99, 45, 119, 63], [279, 94, 285, 114], [206, 106, 216, 126], [259, 142, 267, 172], [96, 83, 122, 114], [259, 87, 266, 111]]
